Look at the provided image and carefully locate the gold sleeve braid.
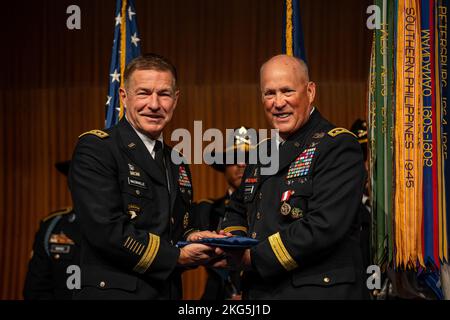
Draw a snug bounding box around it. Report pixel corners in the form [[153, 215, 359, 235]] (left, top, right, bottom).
[[268, 232, 298, 271], [223, 226, 248, 234], [133, 233, 160, 274]]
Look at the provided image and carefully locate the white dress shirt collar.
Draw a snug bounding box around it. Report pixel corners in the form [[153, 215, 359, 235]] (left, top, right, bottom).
[[127, 117, 163, 159]]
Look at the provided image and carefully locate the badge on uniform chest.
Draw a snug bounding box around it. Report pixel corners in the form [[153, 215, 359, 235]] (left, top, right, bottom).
[[127, 204, 141, 220], [280, 190, 303, 219], [244, 177, 258, 196], [244, 167, 260, 199], [280, 190, 294, 215], [128, 163, 142, 177], [50, 232, 74, 245], [49, 232, 74, 254], [178, 165, 191, 188], [244, 185, 254, 194], [245, 177, 259, 184]]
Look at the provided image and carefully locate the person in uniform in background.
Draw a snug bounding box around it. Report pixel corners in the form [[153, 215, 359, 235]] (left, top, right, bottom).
[[69, 53, 221, 300], [218, 54, 367, 299], [350, 119, 371, 272], [195, 127, 255, 300], [23, 160, 81, 300]]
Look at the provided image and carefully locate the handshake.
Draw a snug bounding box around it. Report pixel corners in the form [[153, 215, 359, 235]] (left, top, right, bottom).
[[176, 230, 253, 270]]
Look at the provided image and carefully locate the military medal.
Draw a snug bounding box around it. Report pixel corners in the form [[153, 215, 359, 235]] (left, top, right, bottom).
[[280, 190, 294, 215], [291, 207, 303, 219], [280, 202, 291, 215]]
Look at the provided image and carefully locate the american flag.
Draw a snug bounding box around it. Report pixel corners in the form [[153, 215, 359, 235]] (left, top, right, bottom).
[[105, 0, 141, 129]]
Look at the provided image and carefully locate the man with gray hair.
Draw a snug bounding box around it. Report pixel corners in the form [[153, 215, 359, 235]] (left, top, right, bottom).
[[219, 55, 367, 299]]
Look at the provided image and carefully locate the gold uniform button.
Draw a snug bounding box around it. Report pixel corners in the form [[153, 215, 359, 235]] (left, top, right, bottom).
[[323, 277, 331, 284], [256, 212, 261, 220], [251, 232, 257, 239], [99, 281, 106, 288], [54, 254, 60, 260]]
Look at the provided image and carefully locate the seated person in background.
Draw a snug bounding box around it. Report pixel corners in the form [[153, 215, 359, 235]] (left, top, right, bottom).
[[350, 119, 371, 272], [195, 127, 255, 300], [23, 160, 81, 300]]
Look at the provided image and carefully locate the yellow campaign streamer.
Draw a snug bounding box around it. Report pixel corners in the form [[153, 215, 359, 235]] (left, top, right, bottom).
[[119, 0, 127, 120], [395, 0, 424, 268], [437, 4, 448, 262], [286, 0, 293, 56]]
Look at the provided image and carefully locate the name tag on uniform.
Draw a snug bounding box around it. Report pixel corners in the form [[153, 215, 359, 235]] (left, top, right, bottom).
[[245, 177, 259, 184], [128, 178, 147, 189], [244, 185, 254, 194], [50, 244, 71, 254]]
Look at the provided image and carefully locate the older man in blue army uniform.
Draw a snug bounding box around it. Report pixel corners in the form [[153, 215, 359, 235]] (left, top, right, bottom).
[[23, 161, 80, 300], [69, 54, 221, 300], [219, 55, 367, 299]]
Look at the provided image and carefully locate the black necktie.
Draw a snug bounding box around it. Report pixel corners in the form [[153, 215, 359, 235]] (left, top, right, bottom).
[[154, 140, 171, 192], [153, 140, 165, 171]]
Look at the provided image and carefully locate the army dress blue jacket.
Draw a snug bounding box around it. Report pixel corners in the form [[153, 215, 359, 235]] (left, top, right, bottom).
[[222, 110, 368, 300], [23, 208, 80, 299], [69, 118, 194, 299]]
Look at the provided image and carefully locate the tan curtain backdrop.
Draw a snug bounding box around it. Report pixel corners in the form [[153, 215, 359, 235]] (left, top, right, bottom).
[[0, 0, 371, 299]]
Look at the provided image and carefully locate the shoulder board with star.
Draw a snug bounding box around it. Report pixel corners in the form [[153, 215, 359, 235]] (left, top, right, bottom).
[[42, 207, 73, 222], [327, 128, 357, 138], [78, 129, 109, 139]]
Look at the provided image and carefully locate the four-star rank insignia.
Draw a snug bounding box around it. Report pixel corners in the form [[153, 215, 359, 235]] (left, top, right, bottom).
[[178, 165, 192, 188], [286, 147, 316, 180]]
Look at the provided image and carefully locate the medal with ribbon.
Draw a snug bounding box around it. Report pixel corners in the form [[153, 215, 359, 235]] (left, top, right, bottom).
[[280, 190, 295, 215]]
